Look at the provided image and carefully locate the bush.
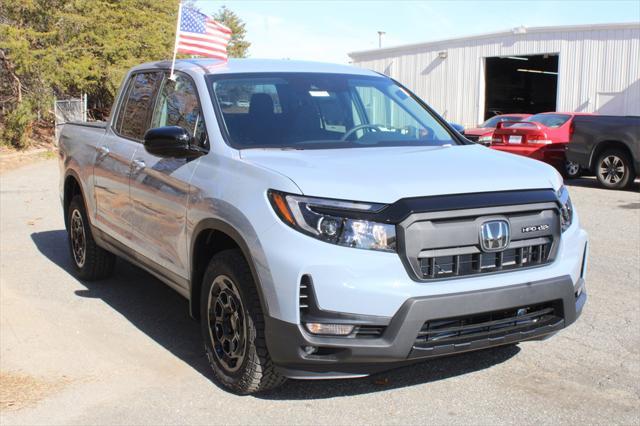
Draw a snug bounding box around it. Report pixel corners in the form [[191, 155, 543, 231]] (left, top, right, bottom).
[[1, 101, 35, 149]]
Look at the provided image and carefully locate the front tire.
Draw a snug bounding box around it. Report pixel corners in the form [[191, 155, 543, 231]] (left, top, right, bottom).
[[200, 249, 285, 394], [596, 149, 635, 189], [67, 195, 115, 280]]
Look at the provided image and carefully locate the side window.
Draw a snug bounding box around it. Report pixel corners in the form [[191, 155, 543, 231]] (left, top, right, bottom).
[[117, 72, 163, 140], [151, 73, 207, 148]]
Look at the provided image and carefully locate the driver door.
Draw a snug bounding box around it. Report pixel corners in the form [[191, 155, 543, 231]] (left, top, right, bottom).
[[128, 72, 207, 284]]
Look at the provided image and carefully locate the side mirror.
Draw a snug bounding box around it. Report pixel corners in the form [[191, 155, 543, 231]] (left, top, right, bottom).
[[143, 126, 205, 158]]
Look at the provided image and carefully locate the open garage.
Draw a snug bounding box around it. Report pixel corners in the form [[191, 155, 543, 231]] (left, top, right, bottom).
[[349, 23, 640, 127], [484, 54, 558, 119]]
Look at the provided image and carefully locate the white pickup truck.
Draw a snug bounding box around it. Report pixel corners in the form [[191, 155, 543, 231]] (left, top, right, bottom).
[[59, 59, 588, 394]]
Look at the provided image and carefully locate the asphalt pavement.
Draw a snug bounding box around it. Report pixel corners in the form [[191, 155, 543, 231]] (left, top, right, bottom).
[[1, 159, 638, 425]]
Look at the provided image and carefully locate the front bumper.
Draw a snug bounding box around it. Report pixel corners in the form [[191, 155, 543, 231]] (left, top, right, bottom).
[[266, 275, 586, 378]]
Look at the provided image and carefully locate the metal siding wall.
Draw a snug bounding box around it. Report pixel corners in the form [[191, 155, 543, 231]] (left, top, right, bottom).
[[351, 26, 640, 126]]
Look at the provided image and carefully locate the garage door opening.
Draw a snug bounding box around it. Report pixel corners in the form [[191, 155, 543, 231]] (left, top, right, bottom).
[[484, 54, 558, 120]]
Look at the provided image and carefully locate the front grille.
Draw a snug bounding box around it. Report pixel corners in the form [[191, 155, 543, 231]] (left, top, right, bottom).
[[400, 201, 560, 281], [464, 134, 479, 142], [419, 239, 552, 279], [414, 301, 562, 348]]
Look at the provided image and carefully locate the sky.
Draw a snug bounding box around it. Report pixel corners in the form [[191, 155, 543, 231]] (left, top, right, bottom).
[[195, 0, 640, 64]]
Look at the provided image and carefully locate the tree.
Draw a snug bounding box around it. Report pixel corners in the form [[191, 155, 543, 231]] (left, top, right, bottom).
[[0, 0, 178, 147], [213, 6, 250, 58], [0, 1, 251, 149]]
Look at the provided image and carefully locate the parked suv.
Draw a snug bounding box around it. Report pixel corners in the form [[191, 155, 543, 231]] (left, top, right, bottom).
[[59, 59, 588, 394]]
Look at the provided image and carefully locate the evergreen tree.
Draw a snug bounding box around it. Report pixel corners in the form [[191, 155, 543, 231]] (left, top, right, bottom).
[[0, 1, 251, 148], [213, 6, 250, 58]]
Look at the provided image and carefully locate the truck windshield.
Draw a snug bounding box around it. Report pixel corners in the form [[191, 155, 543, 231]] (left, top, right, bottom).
[[207, 73, 457, 149]]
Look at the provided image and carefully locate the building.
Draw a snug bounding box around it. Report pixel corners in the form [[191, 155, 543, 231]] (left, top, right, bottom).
[[349, 23, 640, 127]]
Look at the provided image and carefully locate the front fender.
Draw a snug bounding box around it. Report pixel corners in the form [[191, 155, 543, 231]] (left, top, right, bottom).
[[186, 154, 301, 320]]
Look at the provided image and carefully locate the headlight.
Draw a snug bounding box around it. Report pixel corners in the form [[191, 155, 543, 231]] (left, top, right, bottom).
[[557, 186, 573, 232], [478, 135, 493, 143], [268, 190, 396, 252]]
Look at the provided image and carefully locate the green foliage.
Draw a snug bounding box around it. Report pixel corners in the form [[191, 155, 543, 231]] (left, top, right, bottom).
[[213, 6, 250, 58], [2, 100, 35, 149], [1, 0, 179, 112]]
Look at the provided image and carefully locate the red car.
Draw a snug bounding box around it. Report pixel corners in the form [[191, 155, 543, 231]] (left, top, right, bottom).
[[491, 112, 594, 178], [463, 113, 531, 146]]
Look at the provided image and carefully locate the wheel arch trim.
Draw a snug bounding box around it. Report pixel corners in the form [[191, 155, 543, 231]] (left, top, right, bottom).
[[189, 218, 270, 320], [63, 169, 90, 228], [589, 140, 634, 171]]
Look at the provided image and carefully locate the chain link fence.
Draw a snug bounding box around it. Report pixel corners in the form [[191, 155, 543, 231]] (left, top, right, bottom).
[[54, 94, 87, 143]]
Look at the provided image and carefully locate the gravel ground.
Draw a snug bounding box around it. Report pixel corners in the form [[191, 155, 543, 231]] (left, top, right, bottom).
[[1, 159, 639, 425]]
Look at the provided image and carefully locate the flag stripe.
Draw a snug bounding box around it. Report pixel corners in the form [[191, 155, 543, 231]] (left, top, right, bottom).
[[182, 29, 231, 39], [180, 35, 229, 48], [206, 19, 231, 34], [180, 32, 230, 44], [178, 40, 228, 55], [177, 46, 227, 59]]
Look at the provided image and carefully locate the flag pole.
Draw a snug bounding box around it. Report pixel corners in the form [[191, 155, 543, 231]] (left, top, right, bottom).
[[169, 2, 183, 81]]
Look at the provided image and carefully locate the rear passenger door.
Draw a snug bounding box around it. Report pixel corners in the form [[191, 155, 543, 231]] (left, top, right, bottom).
[[128, 72, 207, 283], [94, 71, 163, 244]]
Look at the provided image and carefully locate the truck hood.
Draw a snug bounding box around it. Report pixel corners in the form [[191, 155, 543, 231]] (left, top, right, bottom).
[[240, 144, 562, 203]]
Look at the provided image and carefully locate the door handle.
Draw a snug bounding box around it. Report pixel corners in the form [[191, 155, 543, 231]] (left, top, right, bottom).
[[96, 145, 110, 161], [131, 159, 146, 175]]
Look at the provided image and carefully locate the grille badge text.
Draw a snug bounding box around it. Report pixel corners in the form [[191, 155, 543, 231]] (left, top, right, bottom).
[[521, 224, 550, 233]]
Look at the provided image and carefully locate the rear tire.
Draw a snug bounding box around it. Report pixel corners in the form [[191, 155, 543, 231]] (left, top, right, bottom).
[[595, 149, 635, 189], [563, 160, 582, 179], [67, 195, 115, 280], [200, 249, 286, 394]]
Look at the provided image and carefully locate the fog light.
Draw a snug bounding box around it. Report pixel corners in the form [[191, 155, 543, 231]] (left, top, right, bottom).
[[305, 323, 354, 336], [302, 345, 317, 355]]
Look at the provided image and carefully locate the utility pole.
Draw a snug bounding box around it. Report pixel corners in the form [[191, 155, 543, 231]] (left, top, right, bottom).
[[377, 31, 385, 48]]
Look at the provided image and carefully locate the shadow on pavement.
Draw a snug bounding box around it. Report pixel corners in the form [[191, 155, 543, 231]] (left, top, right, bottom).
[[258, 345, 520, 400], [31, 229, 521, 400], [30, 229, 213, 381], [564, 176, 640, 192]]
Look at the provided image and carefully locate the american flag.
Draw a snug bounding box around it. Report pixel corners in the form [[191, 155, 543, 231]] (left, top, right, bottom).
[[176, 7, 231, 60]]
